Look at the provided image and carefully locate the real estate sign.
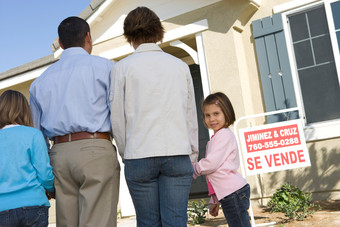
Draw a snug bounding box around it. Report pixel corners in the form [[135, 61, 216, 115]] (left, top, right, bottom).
[[239, 119, 311, 176]]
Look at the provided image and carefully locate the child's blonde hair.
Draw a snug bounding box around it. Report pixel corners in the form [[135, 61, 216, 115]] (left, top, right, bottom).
[[202, 92, 236, 128], [0, 90, 33, 128]]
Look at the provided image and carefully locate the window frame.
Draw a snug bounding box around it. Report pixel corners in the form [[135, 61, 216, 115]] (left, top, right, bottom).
[[281, 0, 340, 141]]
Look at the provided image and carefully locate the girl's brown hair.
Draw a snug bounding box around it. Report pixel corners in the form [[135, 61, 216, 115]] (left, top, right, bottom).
[[0, 90, 33, 128], [123, 6, 164, 45], [202, 92, 236, 128]]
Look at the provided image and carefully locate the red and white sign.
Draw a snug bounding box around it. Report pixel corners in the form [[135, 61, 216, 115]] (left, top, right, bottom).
[[239, 119, 310, 176]]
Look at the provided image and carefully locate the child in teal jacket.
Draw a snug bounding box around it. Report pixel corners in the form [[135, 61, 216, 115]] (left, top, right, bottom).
[[0, 90, 54, 227]]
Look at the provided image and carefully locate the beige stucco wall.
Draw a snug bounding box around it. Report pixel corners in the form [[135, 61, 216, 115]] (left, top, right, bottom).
[[162, 0, 263, 122], [0, 80, 33, 99]]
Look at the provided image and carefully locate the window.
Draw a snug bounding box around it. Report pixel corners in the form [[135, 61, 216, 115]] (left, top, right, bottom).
[[331, 1, 340, 52], [285, 0, 340, 124], [253, 0, 340, 140]]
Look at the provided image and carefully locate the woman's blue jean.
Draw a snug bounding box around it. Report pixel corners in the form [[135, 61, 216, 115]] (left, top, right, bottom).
[[125, 155, 193, 227], [219, 184, 251, 227], [0, 206, 48, 227]]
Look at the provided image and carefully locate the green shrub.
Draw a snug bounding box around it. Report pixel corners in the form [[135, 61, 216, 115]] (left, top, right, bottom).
[[267, 182, 320, 220], [187, 199, 208, 225]]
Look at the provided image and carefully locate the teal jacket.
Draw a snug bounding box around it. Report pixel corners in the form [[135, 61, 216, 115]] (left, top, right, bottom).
[[0, 125, 54, 212]]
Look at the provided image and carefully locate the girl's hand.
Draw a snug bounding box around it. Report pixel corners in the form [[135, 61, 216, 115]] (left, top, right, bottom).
[[46, 191, 55, 200], [209, 204, 219, 217]]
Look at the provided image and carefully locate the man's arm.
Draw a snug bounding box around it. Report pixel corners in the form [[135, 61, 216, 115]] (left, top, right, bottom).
[[30, 89, 51, 149], [29, 93, 42, 131]]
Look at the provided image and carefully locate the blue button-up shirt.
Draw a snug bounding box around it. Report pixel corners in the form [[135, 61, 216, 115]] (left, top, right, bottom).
[[29, 47, 114, 139]]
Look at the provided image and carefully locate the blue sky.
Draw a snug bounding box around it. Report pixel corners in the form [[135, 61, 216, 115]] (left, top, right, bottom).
[[0, 0, 91, 73]]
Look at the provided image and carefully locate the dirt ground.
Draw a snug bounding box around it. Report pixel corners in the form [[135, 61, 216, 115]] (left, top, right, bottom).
[[191, 200, 340, 226]]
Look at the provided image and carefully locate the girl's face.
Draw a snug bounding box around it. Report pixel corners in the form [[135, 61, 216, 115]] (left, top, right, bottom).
[[203, 104, 226, 134]]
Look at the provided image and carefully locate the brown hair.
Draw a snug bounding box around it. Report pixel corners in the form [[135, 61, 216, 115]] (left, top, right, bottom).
[[123, 6, 164, 45], [0, 90, 33, 128], [202, 92, 236, 128]]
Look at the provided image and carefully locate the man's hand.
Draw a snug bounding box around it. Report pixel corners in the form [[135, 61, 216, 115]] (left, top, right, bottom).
[[209, 204, 219, 217]]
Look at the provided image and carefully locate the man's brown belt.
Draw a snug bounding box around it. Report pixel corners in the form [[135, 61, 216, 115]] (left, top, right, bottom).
[[53, 132, 111, 144]]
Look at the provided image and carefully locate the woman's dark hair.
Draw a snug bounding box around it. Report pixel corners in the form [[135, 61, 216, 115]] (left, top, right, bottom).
[[123, 6, 164, 45], [202, 92, 236, 128], [0, 90, 33, 128], [58, 16, 90, 49]]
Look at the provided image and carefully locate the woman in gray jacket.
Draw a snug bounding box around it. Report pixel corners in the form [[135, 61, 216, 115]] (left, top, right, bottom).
[[110, 6, 199, 227]]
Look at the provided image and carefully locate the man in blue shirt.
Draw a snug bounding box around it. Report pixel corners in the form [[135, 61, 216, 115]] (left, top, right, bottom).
[[29, 17, 120, 227]]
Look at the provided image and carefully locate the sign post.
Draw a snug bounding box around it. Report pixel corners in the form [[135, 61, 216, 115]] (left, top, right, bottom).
[[233, 107, 311, 227]]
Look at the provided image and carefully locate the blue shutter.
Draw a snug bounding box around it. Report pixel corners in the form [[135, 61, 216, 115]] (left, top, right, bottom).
[[252, 14, 298, 123]]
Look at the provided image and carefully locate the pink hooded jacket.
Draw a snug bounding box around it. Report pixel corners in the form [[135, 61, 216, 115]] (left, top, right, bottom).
[[193, 128, 247, 204]]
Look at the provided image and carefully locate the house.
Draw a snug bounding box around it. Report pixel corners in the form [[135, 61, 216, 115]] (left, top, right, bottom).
[[1, 0, 339, 217]]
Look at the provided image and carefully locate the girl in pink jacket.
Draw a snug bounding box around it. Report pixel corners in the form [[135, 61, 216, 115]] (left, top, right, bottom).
[[193, 92, 251, 227]]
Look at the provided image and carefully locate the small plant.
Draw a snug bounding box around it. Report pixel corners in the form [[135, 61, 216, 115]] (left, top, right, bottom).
[[267, 182, 320, 221], [187, 199, 208, 225]]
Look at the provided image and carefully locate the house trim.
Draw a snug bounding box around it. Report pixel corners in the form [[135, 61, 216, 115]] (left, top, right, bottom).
[[99, 19, 209, 60], [0, 66, 49, 90], [273, 0, 320, 13]]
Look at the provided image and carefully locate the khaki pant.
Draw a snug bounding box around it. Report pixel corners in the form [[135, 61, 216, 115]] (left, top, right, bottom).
[[50, 139, 120, 227]]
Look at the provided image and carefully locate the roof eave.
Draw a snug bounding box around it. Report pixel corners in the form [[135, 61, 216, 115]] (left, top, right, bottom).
[[51, 0, 106, 52], [0, 54, 57, 81]]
